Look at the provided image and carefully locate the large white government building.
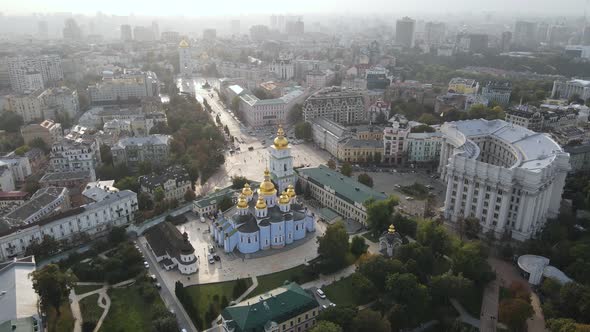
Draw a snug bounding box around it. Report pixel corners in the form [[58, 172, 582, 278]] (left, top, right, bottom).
[[437, 119, 570, 241]]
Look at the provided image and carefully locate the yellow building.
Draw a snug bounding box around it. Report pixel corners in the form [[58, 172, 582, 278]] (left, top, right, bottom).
[[337, 138, 383, 163]]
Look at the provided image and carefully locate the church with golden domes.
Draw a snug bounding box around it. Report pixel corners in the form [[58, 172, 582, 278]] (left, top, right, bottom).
[[210, 126, 315, 254]]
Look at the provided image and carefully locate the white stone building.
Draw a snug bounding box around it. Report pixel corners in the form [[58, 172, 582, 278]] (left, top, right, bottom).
[[405, 132, 443, 164], [87, 70, 159, 105], [270, 59, 295, 81], [551, 79, 590, 101], [239, 88, 306, 127], [0, 190, 137, 261], [50, 139, 100, 173], [1, 187, 70, 227], [0, 167, 15, 192], [438, 119, 570, 241], [139, 166, 191, 203]]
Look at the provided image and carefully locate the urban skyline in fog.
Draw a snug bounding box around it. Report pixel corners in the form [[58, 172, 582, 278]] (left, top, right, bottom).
[[2, 0, 589, 16]]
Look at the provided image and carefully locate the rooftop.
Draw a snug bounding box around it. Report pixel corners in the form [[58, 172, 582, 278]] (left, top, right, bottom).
[[144, 222, 195, 262], [311, 117, 349, 139], [297, 165, 387, 205], [39, 170, 92, 183], [139, 166, 190, 190], [1, 187, 67, 229], [113, 134, 171, 148], [0, 256, 38, 325], [222, 282, 318, 332]]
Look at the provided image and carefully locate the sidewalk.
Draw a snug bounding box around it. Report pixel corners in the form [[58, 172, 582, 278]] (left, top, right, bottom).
[[300, 264, 356, 289]]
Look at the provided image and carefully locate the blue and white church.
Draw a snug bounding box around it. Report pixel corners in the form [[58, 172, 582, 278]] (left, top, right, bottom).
[[210, 126, 316, 254]]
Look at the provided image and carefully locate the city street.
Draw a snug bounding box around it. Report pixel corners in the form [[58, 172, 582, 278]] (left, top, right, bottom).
[[136, 238, 196, 332], [177, 77, 330, 195]]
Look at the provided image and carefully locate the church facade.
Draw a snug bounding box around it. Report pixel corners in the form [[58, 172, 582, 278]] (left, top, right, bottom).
[[210, 126, 315, 255]]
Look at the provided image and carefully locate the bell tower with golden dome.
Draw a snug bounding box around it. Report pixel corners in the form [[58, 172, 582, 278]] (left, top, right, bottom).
[[179, 39, 194, 77], [269, 124, 295, 193]]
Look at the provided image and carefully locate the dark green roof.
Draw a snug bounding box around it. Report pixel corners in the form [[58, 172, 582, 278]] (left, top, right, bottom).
[[221, 282, 318, 332], [296, 165, 388, 205]]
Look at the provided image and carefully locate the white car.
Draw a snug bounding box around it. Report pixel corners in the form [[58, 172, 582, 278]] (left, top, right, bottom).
[[316, 289, 326, 299], [208, 254, 215, 264]]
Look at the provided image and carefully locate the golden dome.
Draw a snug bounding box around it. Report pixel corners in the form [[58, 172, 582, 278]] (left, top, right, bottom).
[[388, 224, 396, 234], [242, 183, 253, 196], [286, 184, 296, 198], [279, 191, 290, 204], [258, 169, 276, 195], [179, 39, 190, 48], [255, 196, 267, 209], [273, 125, 289, 150], [237, 194, 248, 208]]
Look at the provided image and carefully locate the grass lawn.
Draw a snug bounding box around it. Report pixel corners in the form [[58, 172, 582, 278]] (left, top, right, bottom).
[[79, 294, 103, 325], [99, 284, 166, 332], [250, 265, 314, 297], [322, 276, 370, 307], [400, 183, 430, 200], [46, 303, 75, 332], [362, 232, 380, 243], [74, 284, 104, 295], [185, 279, 253, 328]]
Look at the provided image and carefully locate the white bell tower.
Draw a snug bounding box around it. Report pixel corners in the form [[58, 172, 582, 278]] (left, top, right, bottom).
[[269, 125, 295, 193]]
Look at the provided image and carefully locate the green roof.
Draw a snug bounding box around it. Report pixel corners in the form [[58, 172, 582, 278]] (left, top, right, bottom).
[[318, 208, 341, 222], [221, 282, 318, 332], [296, 165, 388, 205], [194, 186, 238, 208]]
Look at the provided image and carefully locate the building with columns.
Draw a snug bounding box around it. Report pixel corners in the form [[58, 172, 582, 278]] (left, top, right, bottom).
[[437, 119, 570, 241]]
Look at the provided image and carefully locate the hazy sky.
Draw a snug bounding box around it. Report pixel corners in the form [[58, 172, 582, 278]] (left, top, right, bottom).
[[1, 0, 588, 16]]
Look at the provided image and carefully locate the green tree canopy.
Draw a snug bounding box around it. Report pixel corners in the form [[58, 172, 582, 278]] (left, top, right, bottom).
[[365, 196, 399, 237], [317, 221, 350, 272], [350, 309, 391, 332], [310, 321, 343, 332], [340, 162, 352, 177], [30, 264, 77, 316], [357, 173, 374, 187]]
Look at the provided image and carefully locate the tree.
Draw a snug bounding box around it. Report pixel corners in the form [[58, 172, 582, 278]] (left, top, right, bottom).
[[30, 264, 77, 316], [429, 272, 473, 305], [351, 272, 376, 303], [154, 187, 166, 202], [108, 226, 127, 244], [417, 113, 438, 125], [357, 255, 405, 291], [373, 152, 382, 164], [30, 137, 50, 154], [386, 273, 430, 313], [24, 178, 40, 193], [351, 309, 391, 332], [317, 221, 349, 272], [310, 321, 343, 332], [357, 173, 374, 187], [417, 220, 452, 257], [138, 161, 153, 175], [411, 124, 436, 133], [14, 145, 30, 156], [218, 195, 233, 212], [25, 235, 60, 259], [0, 111, 23, 132], [452, 241, 495, 285], [365, 196, 399, 237], [114, 176, 139, 193], [499, 298, 533, 331], [231, 96, 240, 112], [340, 162, 352, 177], [138, 192, 154, 210], [350, 236, 367, 257], [294, 122, 312, 140], [184, 188, 196, 202], [375, 112, 388, 124], [327, 159, 336, 169], [231, 176, 250, 189], [317, 306, 357, 331]]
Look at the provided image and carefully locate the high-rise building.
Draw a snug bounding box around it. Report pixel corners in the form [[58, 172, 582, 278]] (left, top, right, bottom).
[[230, 20, 240, 35], [151, 21, 160, 40], [270, 15, 278, 29], [501, 31, 512, 52], [133, 26, 155, 41], [37, 21, 48, 39], [583, 26, 590, 46], [424, 22, 446, 46], [396, 17, 416, 48], [537, 22, 549, 43], [62, 18, 82, 41], [547, 24, 568, 47], [8, 55, 63, 93], [179, 39, 194, 77], [120, 24, 132, 41], [203, 29, 217, 40], [513, 21, 537, 48], [286, 20, 304, 36], [250, 25, 271, 42]]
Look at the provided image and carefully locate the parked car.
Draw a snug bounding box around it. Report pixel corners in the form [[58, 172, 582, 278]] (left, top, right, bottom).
[[248, 146, 254, 151], [200, 216, 206, 223], [150, 274, 157, 281], [208, 254, 215, 264], [143, 261, 149, 268], [208, 244, 216, 253], [155, 283, 161, 289], [213, 255, 221, 261], [316, 289, 326, 299]]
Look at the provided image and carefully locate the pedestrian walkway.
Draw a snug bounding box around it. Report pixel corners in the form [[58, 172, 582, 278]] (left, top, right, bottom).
[[450, 299, 480, 329], [93, 289, 111, 332], [300, 264, 356, 289], [235, 276, 258, 302]]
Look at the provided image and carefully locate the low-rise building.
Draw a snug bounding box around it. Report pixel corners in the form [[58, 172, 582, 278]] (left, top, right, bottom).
[[39, 170, 94, 206], [38, 86, 79, 118], [481, 81, 512, 106], [82, 180, 118, 203], [387, 80, 436, 105], [0, 256, 41, 330], [111, 135, 171, 170], [5, 91, 46, 123], [297, 165, 388, 224], [0, 190, 137, 261], [564, 144, 590, 173], [0, 167, 15, 192], [0, 156, 32, 185], [50, 139, 100, 174], [139, 166, 191, 203], [303, 87, 366, 125], [551, 79, 590, 101], [88, 70, 160, 105], [448, 77, 479, 94], [337, 139, 383, 163], [192, 186, 238, 217], [505, 105, 578, 132], [311, 117, 351, 157], [405, 132, 443, 164], [144, 222, 197, 274], [239, 88, 306, 127], [219, 282, 319, 332], [383, 116, 411, 165], [0, 191, 30, 211], [21, 119, 63, 146], [1, 187, 70, 228]]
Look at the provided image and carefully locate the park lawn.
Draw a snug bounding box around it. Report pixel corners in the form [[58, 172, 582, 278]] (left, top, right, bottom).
[[250, 265, 314, 297], [99, 285, 165, 332], [79, 294, 103, 325], [47, 303, 75, 332], [74, 284, 103, 295], [322, 276, 367, 307], [185, 279, 253, 327]]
